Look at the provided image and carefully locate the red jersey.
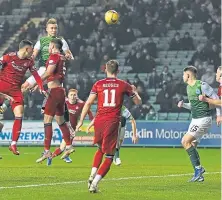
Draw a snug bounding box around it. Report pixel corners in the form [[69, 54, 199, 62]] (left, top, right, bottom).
[[0, 52, 36, 86], [91, 78, 135, 119], [218, 85, 222, 98], [66, 99, 93, 128], [46, 53, 65, 83]]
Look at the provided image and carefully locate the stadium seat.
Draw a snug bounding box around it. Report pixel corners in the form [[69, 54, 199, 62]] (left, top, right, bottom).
[[178, 112, 190, 120], [168, 113, 179, 121], [158, 113, 168, 120]]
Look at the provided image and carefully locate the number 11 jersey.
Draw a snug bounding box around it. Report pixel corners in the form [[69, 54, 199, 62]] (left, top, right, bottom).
[[90, 78, 135, 119]]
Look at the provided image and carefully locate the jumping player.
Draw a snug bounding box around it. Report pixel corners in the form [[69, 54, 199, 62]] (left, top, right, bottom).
[[87, 105, 137, 166], [76, 60, 142, 193], [35, 38, 74, 164], [52, 88, 94, 163], [21, 18, 73, 91], [0, 40, 44, 155], [177, 66, 221, 182]]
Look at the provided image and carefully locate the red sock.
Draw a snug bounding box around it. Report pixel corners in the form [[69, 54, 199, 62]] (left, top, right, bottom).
[[44, 123, 52, 150], [12, 117, 22, 142], [52, 148, 63, 157], [97, 156, 113, 177], [59, 122, 71, 145], [93, 149, 104, 168]]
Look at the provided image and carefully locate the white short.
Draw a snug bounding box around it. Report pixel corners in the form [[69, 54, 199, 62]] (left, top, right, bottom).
[[116, 127, 125, 148], [188, 116, 212, 143], [26, 66, 46, 86]]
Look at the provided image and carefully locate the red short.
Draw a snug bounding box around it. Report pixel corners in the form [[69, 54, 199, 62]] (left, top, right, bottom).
[[94, 117, 120, 154], [0, 80, 23, 110], [42, 87, 66, 116]]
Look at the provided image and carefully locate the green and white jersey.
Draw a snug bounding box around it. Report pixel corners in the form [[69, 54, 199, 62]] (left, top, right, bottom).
[[187, 80, 218, 119], [121, 106, 133, 127], [121, 105, 133, 120], [34, 36, 69, 66]]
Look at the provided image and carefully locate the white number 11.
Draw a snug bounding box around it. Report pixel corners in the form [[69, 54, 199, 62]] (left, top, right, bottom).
[[103, 89, 116, 107]]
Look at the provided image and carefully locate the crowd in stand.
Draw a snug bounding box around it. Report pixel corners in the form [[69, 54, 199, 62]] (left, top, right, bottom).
[[0, 0, 221, 120]]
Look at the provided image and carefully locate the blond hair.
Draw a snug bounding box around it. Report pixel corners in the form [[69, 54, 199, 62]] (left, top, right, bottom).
[[68, 89, 78, 94], [46, 18, 57, 26]]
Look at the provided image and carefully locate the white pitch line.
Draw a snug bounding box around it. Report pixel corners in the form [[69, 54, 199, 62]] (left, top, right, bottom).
[[0, 172, 220, 190]]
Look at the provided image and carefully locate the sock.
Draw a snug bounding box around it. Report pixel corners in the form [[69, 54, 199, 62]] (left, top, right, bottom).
[[44, 123, 52, 151], [115, 148, 119, 158], [92, 174, 102, 185], [59, 122, 71, 146], [59, 139, 66, 151], [94, 155, 113, 185], [186, 146, 201, 168], [90, 167, 98, 179], [52, 147, 63, 157], [12, 117, 22, 142], [90, 149, 104, 178]]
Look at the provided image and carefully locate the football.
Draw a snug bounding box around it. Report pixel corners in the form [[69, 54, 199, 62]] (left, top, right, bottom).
[[105, 10, 119, 25]]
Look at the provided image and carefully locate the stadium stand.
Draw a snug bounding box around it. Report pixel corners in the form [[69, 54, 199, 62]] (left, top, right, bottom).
[[0, 0, 220, 120]]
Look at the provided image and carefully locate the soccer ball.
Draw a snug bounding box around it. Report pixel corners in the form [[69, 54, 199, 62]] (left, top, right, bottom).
[[105, 10, 119, 25]]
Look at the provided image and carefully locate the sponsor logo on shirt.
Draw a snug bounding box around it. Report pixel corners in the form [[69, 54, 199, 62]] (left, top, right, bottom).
[[11, 61, 24, 72]]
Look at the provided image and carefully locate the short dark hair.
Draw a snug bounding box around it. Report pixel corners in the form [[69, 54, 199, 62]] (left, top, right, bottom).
[[19, 40, 33, 49], [183, 66, 197, 77], [106, 60, 119, 74], [51, 38, 63, 51]]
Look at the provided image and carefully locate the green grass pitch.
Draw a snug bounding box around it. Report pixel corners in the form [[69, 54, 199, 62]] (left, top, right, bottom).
[[0, 147, 220, 200]]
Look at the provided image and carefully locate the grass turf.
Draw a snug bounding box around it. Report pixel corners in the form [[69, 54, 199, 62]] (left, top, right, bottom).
[[0, 147, 220, 200]]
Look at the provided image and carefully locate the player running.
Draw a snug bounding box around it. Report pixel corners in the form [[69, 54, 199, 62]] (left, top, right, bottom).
[[87, 105, 137, 166], [76, 60, 142, 193], [177, 66, 221, 182], [35, 38, 74, 164], [199, 66, 222, 107], [0, 40, 44, 155], [22, 18, 73, 91], [51, 88, 94, 163]]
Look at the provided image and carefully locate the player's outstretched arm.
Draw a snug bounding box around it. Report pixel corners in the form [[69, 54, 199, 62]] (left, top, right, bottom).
[[131, 85, 142, 105], [32, 41, 40, 60], [201, 82, 222, 125], [177, 100, 191, 110], [130, 118, 138, 144], [199, 95, 221, 106], [76, 94, 97, 132], [86, 118, 95, 134]]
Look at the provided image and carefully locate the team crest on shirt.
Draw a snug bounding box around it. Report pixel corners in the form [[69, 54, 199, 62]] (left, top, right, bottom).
[[76, 106, 79, 109], [49, 60, 54, 64], [196, 89, 201, 94]]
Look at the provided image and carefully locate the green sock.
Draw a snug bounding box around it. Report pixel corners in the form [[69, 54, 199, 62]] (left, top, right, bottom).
[[115, 148, 120, 158], [186, 146, 201, 168]]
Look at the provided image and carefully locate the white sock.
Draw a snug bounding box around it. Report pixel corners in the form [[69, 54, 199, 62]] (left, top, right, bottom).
[[66, 145, 71, 149], [44, 149, 49, 153], [11, 141, 16, 145], [92, 174, 102, 185], [90, 167, 98, 178]]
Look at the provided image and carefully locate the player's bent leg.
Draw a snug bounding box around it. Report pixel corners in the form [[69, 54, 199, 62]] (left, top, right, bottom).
[[36, 114, 53, 164], [88, 146, 104, 189], [114, 127, 125, 166], [55, 115, 74, 159], [90, 154, 114, 193], [9, 105, 24, 155], [181, 133, 205, 182]]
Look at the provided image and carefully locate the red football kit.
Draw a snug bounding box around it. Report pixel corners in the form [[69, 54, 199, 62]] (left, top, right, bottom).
[[66, 99, 93, 129], [90, 77, 135, 154], [0, 52, 43, 110], [42, 53, 66, 116]]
